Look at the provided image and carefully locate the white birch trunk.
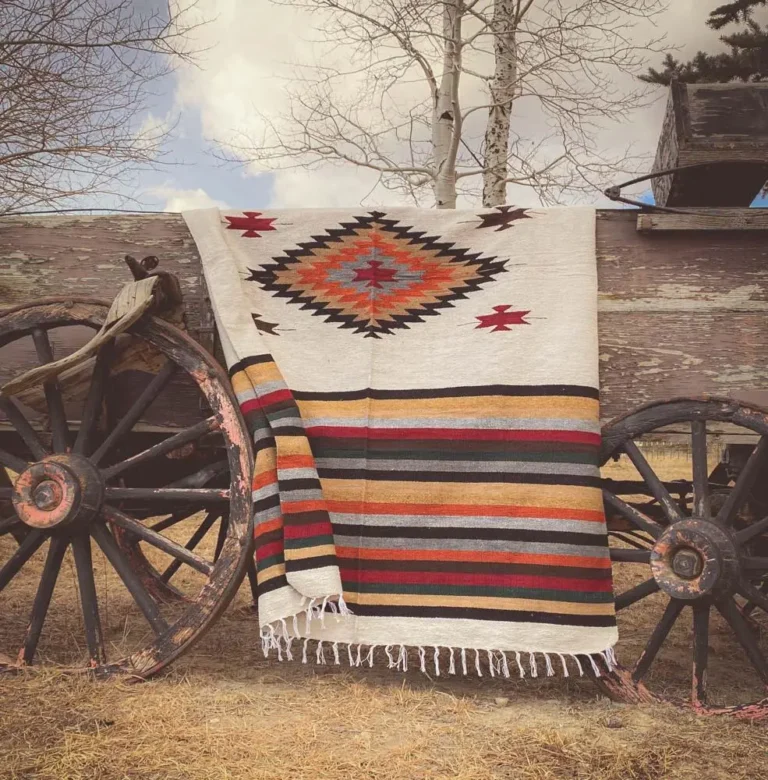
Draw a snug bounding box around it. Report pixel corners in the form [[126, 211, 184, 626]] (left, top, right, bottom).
[[432, 1, 462, 209], [482, 0, 518, 207]]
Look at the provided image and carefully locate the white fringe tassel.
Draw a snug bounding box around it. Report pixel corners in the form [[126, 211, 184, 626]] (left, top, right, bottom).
[[258, 619, 615, 682]]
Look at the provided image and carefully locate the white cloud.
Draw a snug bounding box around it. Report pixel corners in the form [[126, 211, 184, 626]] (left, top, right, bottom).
[[172, 0, 743, 208], [151, 185, 229, 212]]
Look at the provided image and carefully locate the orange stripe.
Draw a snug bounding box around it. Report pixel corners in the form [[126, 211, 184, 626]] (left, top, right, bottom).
[[335, 546, 611, 569], [325, 500, 604, 523], [283, 499, 329, 513], [255, 517, 283, 536], [277, 454, 316, 469], [253, 471, 278, 490]]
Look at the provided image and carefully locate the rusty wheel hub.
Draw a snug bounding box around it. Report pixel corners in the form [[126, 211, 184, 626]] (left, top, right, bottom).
[[651, 518, 739, 600], [12, 454, 104, 531]]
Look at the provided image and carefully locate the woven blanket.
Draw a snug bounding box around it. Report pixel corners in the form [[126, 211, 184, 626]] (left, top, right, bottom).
[[183, 206, 616, 679]]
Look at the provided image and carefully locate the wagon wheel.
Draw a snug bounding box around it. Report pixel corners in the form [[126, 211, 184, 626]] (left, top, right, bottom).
[[598, 397, 768, 720], [0, 299, 253, 677]]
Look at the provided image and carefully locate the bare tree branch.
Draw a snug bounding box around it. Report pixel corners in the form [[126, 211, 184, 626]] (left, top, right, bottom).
[[223, 0, 666, 207], [0, 0, 205, 214]]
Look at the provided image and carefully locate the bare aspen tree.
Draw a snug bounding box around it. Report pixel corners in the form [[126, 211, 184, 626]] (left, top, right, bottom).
[[228, 0, 666, 208], [0, 0, 203, 214]]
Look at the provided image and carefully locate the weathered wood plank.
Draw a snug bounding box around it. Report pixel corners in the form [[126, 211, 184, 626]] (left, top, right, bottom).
[[637, 208, 768, 232], [1, 211, 767, 429], [651, 82, 768, 207]]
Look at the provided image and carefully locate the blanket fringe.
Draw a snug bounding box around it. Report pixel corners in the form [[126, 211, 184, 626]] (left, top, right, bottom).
[[259, 620, 616, 681]]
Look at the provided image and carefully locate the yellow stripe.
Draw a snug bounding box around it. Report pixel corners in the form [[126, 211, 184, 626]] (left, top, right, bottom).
[[284, 543, 338, 561], [296, 396, 598, 420], [257, 563, 286, 584], [342, 591, 615, 616], [322, 479, 603, 510]]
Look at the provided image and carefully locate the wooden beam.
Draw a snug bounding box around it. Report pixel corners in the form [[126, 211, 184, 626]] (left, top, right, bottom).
[[637, 208, 768, 232], [651, 82, 768, 208]]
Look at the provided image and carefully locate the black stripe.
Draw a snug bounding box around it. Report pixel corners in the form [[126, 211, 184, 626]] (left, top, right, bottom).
[[293, 385, 599, 401], [309, 438, 598, 454], [337, 557, 612, 579], [258, 574, 289, 595], [230, 354, 273, 375], [286, 555, 340, 572], [280, 477, 322, 492], [253, 494, 281, 513], [318, 468, 601, 488], [346, 603, 615, 627], [333, 524, 607, 546]]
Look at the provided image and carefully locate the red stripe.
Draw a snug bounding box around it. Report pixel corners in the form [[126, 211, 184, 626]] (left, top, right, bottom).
[[260, 389, 294, 407], [283, 521, 334, 539], [256, 541, 284, 561], [305, 426, 599, 445], [340, 568, 612, 591], [239, 389, 294, 415]]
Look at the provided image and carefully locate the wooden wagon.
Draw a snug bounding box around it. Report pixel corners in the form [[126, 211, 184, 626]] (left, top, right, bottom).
[[1, 82, 768, 719]]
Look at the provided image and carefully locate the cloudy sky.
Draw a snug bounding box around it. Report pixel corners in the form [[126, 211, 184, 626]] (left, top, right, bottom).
[[134, 0, 765, 213]]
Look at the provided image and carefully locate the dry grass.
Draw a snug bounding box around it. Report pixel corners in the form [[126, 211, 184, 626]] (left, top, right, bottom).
[[2, 450, 768, 779]]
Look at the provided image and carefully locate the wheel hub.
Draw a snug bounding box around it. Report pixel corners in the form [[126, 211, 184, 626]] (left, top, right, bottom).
[[651, 518, 739, 600], [12, 454, 104, 530]]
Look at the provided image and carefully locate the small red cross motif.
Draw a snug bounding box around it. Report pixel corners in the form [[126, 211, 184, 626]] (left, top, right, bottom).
[[353, 260, 397, 288], [475, 305, 531, 332], [225, 211, 277, 238]]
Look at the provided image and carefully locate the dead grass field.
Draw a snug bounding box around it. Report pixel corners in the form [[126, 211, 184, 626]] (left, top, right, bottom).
[[2, 452, 768, 780]]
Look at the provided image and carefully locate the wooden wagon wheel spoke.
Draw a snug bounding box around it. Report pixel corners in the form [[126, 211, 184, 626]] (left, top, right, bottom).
[[0, 515, 22, 536], [0, 446, 29, 475], [737, 579, 768, 616], [603, 490, 663, 539], [736, 515, 768, 545], [71, 534, 106, 666], [0, 396, 48, 461], [615, 577, 659, 611], [165, 460, 229, 489], [104, 487, 231, 503], [691, 421, 711, 520], [611, 531, 654, 551], [213, 515, 228, 562], [73, 341, 114, 456], [716, 437, 768, 527], [31, 328, 70, 453], [716, 598, 768, 686], [743, 557, 768, 571], [610, 548, 652, 564], [622, 440, 684, 524], [91, 522, 169, 635], [149, 508, 196, 533], [101, 416, 220, 480], [160, 510, 221, 582], [90, 360, 177, 466], [692, 603, 710, 707], [632, 598, 685, 683], [103, 505, 214, 577], [20, 537, 68, 665], [0, 530, 45, 592]]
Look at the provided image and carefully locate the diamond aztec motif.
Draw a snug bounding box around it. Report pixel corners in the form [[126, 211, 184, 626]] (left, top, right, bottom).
[[246, 212, 508, 338]]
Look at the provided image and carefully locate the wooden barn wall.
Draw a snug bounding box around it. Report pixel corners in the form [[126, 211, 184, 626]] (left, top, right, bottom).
[[1, 211, 767, 425]]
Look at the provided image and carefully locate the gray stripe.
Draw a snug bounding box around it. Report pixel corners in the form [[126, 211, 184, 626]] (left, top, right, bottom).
[[283, 488, 324, 502], [304, 417, 599, 433], [330, 513, 606, 534], [316, 458, 598, 476], [236, 381, 287, 401], [333, 535, 608, 557], [279, 467, 320, 481]]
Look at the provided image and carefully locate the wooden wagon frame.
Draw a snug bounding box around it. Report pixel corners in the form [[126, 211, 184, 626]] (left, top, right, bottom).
[[1, 82, 768, 719]]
